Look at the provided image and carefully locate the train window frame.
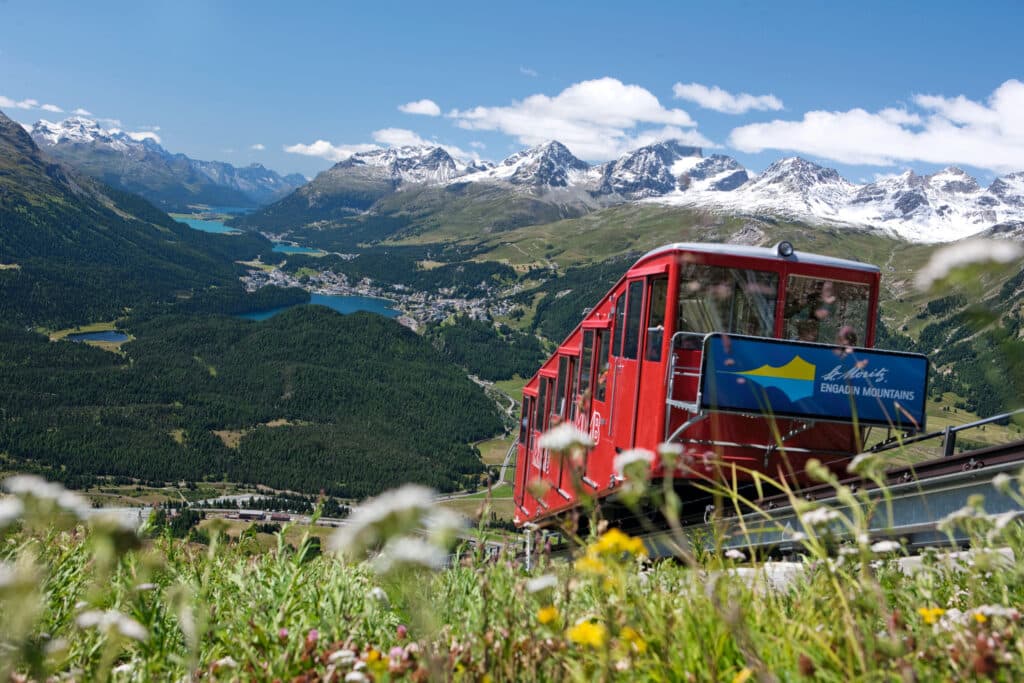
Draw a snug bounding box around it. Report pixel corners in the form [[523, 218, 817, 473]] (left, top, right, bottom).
[[784, 275, 870, 346], [611, 295, 625, 357], [535, 377, 549, 434], [595, 330, 610, 402], [645, 277, 668, 362], [577, 330, 595, 402], [623, 280, 645, 359], [553, 357, 569, 421]]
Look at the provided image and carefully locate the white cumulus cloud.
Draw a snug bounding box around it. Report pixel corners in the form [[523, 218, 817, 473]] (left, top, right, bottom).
[[447, 77, 711, 160], [72, 108, 92, 116], [372, 128, 476, 160], [284, 140, 380, 163], [126, 130, 161, 144], [250, 143, 265, 151], [398, 99, 442, 116], [0, 96, 39, 110], [672, 82, 783, 114], [728, 79, 1024, 174], [40, 103, 63, 113]]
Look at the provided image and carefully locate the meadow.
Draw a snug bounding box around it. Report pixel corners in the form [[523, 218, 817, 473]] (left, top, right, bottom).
[[2, 446, 1024, 682]]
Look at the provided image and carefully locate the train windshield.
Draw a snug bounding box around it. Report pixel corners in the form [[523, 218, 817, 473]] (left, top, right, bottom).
[[677, 264, 778, 338], [784, 276, 870, 345]]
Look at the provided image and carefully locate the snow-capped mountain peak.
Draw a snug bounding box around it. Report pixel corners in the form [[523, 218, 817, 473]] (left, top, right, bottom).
[[460, 140, 590, 188], [337, 145, 461, 184]]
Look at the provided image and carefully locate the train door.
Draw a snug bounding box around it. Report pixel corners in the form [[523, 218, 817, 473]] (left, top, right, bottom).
[[584, 328, 611, 488], [634, 276, 670, 448], [552, 354, 577, 493], [609, 279, 646, 451]]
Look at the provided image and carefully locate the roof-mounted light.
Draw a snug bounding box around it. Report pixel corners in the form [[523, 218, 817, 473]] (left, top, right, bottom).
[[776, 241, 795, 258]]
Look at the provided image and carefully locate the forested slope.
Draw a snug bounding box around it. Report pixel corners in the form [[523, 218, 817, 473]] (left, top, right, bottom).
[[0, 307, 501, 496]]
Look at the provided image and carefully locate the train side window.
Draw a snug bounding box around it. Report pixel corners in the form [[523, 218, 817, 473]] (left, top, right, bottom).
[[623, 280, 645, 359], [784, 276, 869, 345], [564, 357, 577, 421], [519, 396, 532, 443], [595, 331, 610, 402], [677, 264, 777, 339], [553, 357, 569, 422], [577, 330, 594, 398], [611, 295, 625, 357], [535, 377, 549, 433], [645, 277, 668, 361]]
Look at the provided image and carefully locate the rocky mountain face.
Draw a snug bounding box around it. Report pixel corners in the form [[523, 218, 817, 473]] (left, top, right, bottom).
[[236, 134, 1024, 244], [30, 117, 306, 210]]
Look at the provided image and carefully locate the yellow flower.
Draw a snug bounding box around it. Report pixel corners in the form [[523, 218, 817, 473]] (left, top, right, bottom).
[[732, 667, 753, 683], [974, 612, 988, 624], [918, 607, 946, 624], [566, 619, 608, 648], [366, 648, 381, 663], [574, 554, 608, 575], [620, 626, 647, 654], [592, 528, 647, 558], [537, 605, 559, 625]]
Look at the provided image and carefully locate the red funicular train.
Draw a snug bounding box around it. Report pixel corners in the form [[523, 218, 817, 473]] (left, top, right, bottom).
[[512, 241, 927, 528]]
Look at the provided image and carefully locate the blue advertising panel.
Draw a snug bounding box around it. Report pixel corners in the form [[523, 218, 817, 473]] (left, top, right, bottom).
[[699, 334, 929, 430]]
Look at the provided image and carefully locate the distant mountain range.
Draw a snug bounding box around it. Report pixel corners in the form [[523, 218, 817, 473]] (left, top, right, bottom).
[[0, 109, 273, 327], [239, 138, 1024, 244], [30, 117, 306, 211]]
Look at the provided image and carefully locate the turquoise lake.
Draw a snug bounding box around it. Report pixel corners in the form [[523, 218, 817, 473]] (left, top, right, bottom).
[[176, 216, 238, 234], [239, 293, 399, 321], [272, 243, 323, 255]]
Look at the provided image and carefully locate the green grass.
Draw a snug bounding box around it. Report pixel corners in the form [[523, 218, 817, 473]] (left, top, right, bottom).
[[477, 434, 516, 466], [4, 467, 1024, 681]]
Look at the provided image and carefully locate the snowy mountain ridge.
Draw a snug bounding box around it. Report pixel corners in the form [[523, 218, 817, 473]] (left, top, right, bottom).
[[330, 140, 1024, 243], [30, 116, 306, 208]]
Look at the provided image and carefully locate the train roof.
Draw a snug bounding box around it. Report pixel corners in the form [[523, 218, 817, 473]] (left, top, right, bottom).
[[637, 242, 881, 274]]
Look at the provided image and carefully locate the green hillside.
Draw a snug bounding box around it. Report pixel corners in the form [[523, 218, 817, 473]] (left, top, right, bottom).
[[0, 110, 277, 327]]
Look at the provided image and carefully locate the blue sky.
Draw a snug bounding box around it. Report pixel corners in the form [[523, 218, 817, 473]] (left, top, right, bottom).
[[1, 0, 1022, 183]]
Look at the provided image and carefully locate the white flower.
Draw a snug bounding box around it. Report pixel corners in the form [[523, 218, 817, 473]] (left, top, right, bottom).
[[367, 586, 389, 605], [76, 609, 148, 641], [0, 497, 23, 527], [870, 540, 901, 554], [937, 504, 980, 533], [371, 537, 447, 574], [111, 663, 134, 674], [525, 574, 558, 593], [212, 656, 238, 670], [990, 511, 1019, 532], [801, 506, 841, 527], [916, 239, 1023, 291], [657, 442, 684, 457], [328, 484, 435, 557], [974, 605, 1021, 620], [992, 473, 1014, 494], [613, 449, 655, 478], [538, 423, 594, 452], [345, 672, 369, 683], [329, 649, 357, 666], [847, 452, 883, 476], [2, 475, 90, 517], [135, 583, 158, 592], [724, 549, 746, 561]]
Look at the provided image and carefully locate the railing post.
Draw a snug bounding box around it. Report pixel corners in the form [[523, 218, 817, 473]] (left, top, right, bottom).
[[943, 425, 955, 457]]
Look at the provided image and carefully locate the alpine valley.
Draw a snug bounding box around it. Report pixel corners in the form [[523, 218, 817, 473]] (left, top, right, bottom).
[[3, 103, 1024, 504]]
